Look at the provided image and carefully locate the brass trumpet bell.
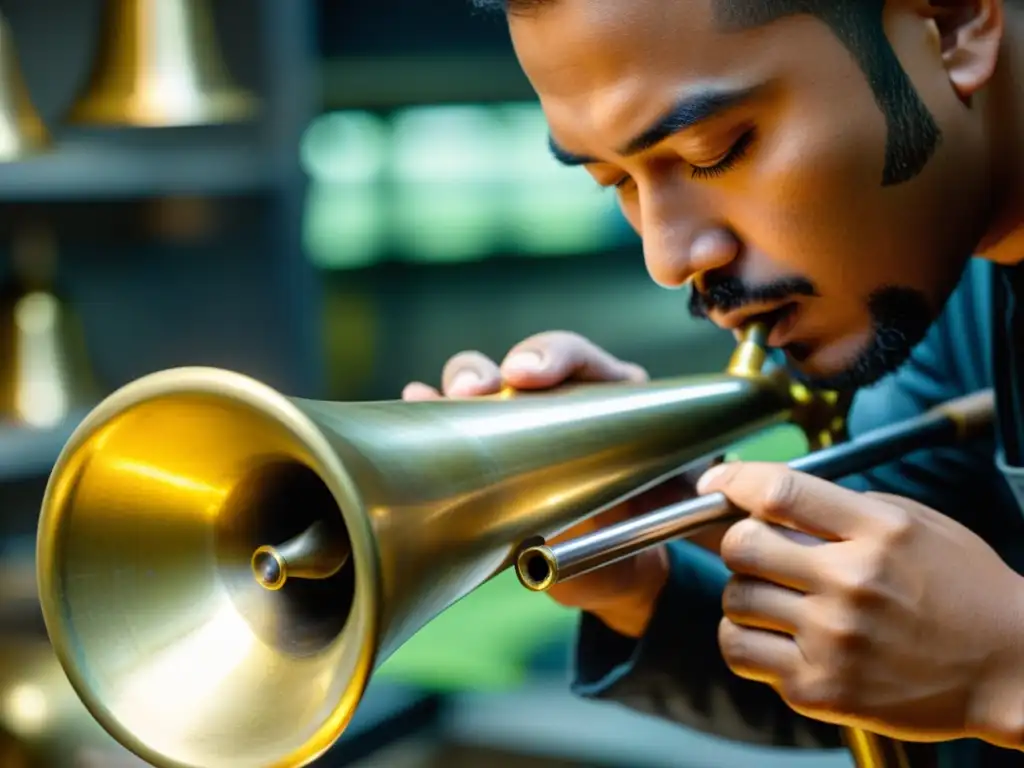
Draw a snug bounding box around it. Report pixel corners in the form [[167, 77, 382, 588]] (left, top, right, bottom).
[[0, 12, 51, 162], [36, 331, 810, 768], [67, 0, 258, 128]]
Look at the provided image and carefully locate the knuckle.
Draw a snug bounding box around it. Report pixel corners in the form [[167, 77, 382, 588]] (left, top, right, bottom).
[[717, 619, 750, 666], [877, 505, 914, 542], [525, 330, 589, 356], [720, 519, 763, 571], [443, 350, 491, 376], [721, 578, 750, 616], [441, 351, 497, 385], [762, 471, 799, 518], [785, 672, 853, 713], [813, 610, 870, 654], [831, 555, 886, 607]]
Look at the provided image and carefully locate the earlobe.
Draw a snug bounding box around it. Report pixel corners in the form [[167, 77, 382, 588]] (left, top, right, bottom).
[[933, 0, 1004, 100]]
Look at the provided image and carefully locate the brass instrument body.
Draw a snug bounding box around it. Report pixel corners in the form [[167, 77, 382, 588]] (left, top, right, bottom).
[[37, 353, 804, 768]]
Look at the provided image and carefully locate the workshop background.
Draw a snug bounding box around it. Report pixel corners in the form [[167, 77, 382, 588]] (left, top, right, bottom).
[[0, 1, 852, 766]]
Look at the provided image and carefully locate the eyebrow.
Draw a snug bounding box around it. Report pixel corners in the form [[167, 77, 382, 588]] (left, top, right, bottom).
[[548, 85, 759, 167]]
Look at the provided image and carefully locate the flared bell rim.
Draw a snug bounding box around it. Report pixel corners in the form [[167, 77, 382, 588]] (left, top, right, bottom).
[[35, 366, 382, 768], [65, 89, 259, 128]]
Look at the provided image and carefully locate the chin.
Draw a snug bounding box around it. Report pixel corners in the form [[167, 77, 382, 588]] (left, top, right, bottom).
[[782, 328, 910, 393]]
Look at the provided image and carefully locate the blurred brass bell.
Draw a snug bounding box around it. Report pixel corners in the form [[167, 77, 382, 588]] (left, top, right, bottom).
[[0, 634, 151, 767], [0, 554, 150, 767], [0, 12, 51, 162], [67, 0, 258, 127], [0, 228, 100, 429]]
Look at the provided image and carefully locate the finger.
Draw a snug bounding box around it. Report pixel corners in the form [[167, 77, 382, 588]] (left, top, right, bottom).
[[698, 462, 870, 541], [722, 576, 805, 635], [500, 331, 648, 390], [441, 351, 503, 397], [402, 382, 442, 401], [718, 617, 804, 686], [719, 517, 823, 592]]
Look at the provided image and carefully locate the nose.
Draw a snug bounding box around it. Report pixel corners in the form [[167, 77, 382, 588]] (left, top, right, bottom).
[[637, 187, 740, 288]]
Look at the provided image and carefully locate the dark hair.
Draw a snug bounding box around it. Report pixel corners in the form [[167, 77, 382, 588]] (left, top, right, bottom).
[[469, 0, 941, 186]]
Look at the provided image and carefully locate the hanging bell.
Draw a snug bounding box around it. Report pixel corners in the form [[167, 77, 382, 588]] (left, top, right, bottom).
[[0, 12, 51, 162], [67, 0, 258, 128], [0, 227, 100, 430]]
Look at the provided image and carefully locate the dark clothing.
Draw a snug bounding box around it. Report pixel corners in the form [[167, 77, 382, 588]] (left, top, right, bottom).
[[573, 257, 1024, 767]]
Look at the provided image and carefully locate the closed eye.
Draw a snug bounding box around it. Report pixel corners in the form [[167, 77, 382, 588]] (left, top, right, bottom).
[[601, 127, 757, 191], [689, 128, 756, 180]]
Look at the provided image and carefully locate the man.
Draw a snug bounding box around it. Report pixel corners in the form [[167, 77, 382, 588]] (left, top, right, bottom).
[[402, 0, 1024, 764]]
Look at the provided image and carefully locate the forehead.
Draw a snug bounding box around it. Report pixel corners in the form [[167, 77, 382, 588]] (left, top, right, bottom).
[[509, 0, 829, 149]]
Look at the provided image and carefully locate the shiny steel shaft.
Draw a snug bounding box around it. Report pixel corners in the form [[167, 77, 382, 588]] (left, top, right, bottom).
[[516, 389, 994, 592]]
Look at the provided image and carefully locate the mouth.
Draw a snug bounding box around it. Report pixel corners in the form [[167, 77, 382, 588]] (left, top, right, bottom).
[[711, 301, 802, 346]]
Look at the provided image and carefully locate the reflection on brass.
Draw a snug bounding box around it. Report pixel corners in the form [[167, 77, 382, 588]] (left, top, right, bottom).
[[0, 228, 99, 429], [35, 327, 902, 767], [0, 12, 51, 162], [67, 0, 258, 127]]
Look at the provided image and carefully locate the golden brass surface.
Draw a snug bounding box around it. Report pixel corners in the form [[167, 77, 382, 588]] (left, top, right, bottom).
[[0, 12, 51, 162], [68, 0, 258, 127], [37, 335, 804, 767]]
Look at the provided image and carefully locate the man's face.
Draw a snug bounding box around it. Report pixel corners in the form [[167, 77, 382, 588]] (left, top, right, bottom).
[[510, 0, 998, 389]]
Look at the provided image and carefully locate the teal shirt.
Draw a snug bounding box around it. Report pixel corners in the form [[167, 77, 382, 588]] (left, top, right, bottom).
[[573, 258, 1024, 767]]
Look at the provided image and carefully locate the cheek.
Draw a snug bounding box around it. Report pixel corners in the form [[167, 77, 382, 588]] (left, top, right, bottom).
[[723, 100, 950, 307]]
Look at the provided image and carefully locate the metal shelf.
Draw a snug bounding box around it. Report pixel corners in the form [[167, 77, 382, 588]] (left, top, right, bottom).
[[321, 55, 535, 109], [0, 138, 274, 202], [0, 410, 88, 483]]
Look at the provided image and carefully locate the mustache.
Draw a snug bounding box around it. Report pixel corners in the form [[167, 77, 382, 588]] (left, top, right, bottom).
[[688, 275, 818, 319]]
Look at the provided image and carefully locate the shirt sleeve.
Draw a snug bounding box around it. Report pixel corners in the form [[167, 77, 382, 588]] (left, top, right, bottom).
[[569, 258, 1011, 747]]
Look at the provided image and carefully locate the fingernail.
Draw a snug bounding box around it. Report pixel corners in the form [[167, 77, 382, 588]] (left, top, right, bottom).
[[449, 370, 481, 395], [696, 464, 728, 494], [503, 350, 546, 373]]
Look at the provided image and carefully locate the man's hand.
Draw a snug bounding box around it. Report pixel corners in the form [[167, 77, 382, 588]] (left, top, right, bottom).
[[698, 461, 1024, 748], [403, 330, 707, 638]]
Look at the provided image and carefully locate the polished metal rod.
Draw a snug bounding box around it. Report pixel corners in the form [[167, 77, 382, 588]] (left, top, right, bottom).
[[516, 389, 994, 592]]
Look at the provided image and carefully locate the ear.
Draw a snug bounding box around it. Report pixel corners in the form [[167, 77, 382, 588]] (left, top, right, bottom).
[[926, 0, 1004, 100]]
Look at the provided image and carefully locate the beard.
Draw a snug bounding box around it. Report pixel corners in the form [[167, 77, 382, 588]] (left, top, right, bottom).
[[786, 286, 933, 392], [690, 277, 934, 393]]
